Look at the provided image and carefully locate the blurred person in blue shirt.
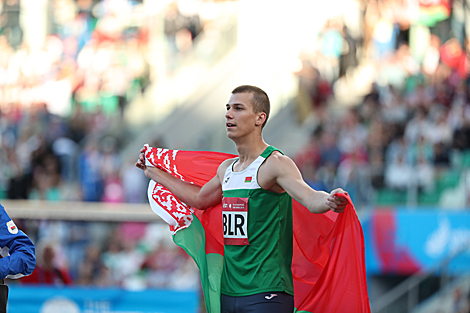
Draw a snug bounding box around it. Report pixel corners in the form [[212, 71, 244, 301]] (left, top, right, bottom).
[[0, 202, 36, 313], [0, 203, 35, 279]]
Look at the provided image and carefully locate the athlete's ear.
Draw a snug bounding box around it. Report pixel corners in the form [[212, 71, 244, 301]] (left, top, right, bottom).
[[255, 112, 266, 127]]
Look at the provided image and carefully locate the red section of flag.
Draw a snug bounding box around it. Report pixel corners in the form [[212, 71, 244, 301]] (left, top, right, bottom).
[[292, 196, 370, 312], [245, 177, 252, 183], [146, 147, 370, 312]]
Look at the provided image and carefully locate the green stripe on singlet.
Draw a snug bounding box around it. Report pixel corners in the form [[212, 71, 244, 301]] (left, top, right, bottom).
[[221, 146, 294, 297]]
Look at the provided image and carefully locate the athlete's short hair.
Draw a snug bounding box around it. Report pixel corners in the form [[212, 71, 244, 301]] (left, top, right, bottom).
[[232, 85, 270, 128]]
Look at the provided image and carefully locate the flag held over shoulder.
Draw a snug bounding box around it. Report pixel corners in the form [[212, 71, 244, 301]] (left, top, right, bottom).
[[143, 145, 371, 313]]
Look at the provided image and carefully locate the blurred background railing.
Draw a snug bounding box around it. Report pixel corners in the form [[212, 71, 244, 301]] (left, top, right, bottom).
[[372, 243, 470, 313]]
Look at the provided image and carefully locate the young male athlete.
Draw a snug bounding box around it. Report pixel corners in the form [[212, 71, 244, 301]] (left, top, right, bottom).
[[136, 85, 348, 313]]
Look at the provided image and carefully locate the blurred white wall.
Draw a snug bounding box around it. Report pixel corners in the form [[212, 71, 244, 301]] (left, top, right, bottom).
[[20, 0, 48, 50], [236, 0, 362, 115]]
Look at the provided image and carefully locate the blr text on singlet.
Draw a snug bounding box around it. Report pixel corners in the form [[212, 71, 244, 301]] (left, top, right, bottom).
[[221, 146, 294, 297]]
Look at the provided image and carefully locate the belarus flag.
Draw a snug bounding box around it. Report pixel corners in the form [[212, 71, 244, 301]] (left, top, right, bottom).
[[143, 145, 371, 313]]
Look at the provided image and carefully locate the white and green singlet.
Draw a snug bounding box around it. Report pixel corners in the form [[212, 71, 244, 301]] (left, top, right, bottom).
[[221, 146, 294, 297]]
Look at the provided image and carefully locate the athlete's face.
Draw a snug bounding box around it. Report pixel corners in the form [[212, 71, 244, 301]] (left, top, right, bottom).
[[225, 92, 265, 139]]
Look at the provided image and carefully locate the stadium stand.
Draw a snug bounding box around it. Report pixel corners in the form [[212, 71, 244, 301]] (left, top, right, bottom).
[[1, 0, 470, 312]]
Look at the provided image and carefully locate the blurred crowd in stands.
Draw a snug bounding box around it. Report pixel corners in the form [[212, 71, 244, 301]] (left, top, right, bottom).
[[0, 0, 152, 203], [0, 0, 230, 203], [294, 0, 470, 208], [13, 218, 199, 290], [0, 0, 209, 290]]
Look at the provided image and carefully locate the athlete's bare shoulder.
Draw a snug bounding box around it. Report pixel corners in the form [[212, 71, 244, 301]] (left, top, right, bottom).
[[216, 158, 237, 181], [259, 151, 299, 192], [218, 157, 237, 170], [263, 151, 297, 174]]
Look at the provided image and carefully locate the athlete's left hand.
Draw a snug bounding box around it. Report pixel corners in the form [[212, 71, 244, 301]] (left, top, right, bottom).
[[326, 188, 349, 213]]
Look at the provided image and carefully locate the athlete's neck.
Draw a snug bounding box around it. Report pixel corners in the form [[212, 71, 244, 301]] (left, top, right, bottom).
[[234, 137, 269, 165]]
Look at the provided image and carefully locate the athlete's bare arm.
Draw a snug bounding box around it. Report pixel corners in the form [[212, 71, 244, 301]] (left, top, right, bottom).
[[258, 152, 348, 213], [136, 150, 234, 210]]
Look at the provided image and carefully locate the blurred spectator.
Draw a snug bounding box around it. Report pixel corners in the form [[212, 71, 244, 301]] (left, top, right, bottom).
[[121, 158, 149, 203], [369, 149, 385, 189], [317, 18, 344, 82], [371, 6, 398, 59], [440, 38, 467, 79], [317, 129, 342, 190], [100, 136, 124, 203], [77, 244, 107, 286], [319, 130, 342, 168], [337, 108, 368, 156], [384, 153, 412, 191], [0, 203, 35, 280], [433, 142, 451, 170], [65, 221, 92, 280], [294, 127, 322, 172], [143, 242, 183, 289], [335, 147, 371, 205], [301, 162, 327, 193], [422, 35, 442, 78], [77, 137, 103, 202], [428, 109, 453, 145], [5, 148, 32, 200], [0, 0, 23, 49], [164, 3, 189, 54], [101, 235, 123, 285], [29, 153, 62, 201], [380, 85, 408, 124], [452, 286, 470, 313], [385, 135, 409, 165], [415, 153, 435, 193], [119, 239, 146, 290], [339, 25, 358, 78], [21, 243, 72, 285], [409, 135, 433, 166], [52, 135, 78, 183]]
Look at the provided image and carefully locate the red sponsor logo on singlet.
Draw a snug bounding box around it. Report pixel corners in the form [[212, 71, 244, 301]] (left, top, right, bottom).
[[222, 197, 249, 245]]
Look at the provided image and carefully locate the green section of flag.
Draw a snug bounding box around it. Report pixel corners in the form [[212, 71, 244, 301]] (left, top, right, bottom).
[[173, 215, 223, 313]]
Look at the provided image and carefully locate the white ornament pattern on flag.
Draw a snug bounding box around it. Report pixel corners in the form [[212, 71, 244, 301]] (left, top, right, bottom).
[[144, 145, 194, 234]]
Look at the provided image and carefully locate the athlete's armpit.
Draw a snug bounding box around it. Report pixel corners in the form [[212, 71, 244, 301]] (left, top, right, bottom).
[[193, 158, 236, 210]]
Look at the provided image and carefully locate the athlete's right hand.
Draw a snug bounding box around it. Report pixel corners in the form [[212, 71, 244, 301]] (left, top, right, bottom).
[[135, 147, 147, 171], [326, 188, 349, 213]]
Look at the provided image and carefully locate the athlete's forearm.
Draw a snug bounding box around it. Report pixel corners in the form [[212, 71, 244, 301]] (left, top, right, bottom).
[[145, 167, 204, 208], [305, 190, 330, 214]]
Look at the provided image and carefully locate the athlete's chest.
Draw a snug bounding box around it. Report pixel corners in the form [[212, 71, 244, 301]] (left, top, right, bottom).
[[222, 164, 260, 190], [222, 166, 282, 196], [223, 150, 285, 191]]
